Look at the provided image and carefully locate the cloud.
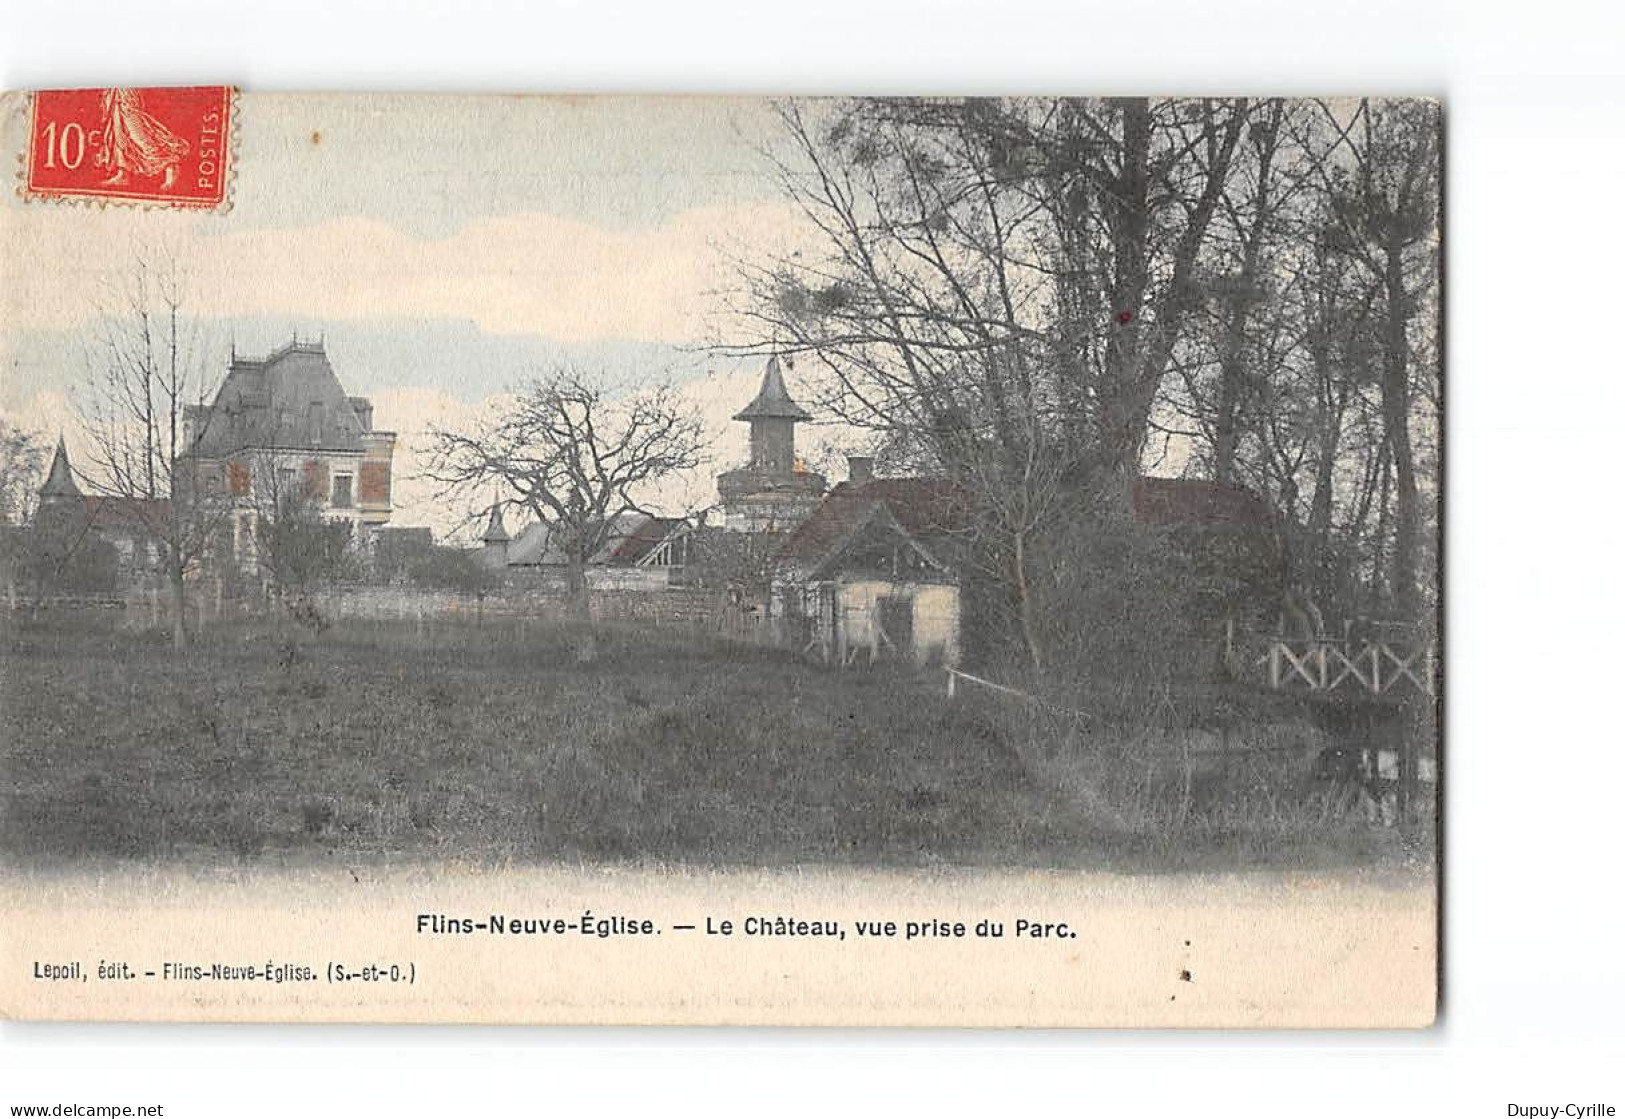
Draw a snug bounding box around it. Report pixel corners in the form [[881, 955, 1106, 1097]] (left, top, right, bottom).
[[0, 203, 812, 345], [7, 389, 77, 446], [0, 92, 860, 543]]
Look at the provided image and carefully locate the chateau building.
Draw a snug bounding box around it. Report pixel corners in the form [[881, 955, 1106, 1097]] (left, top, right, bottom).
[[9, 340, 398, 594], [182, 338, 396, 567]]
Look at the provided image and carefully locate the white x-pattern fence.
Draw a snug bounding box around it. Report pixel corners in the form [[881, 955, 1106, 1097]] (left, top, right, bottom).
[[1260, 638, 1436, 698]]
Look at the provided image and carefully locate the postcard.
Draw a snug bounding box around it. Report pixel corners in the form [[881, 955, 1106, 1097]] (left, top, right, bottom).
[[0, 91, 1439, 1025]]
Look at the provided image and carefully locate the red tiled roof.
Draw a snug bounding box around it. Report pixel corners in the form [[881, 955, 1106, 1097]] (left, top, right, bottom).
[[83, 496, 170, 532], [601, 515, 686, 565], [778, 477, 970, 563], [779, 474, 1272, 570], [1131, 476, 1275, 527]]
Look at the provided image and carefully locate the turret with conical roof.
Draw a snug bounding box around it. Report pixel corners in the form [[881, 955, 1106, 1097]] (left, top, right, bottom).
[[717, 356, 826, 532], [481, 503, 510, 544], [39, 436, 83, 505], [734, 355, 811, 475], [480, 502, 511, 567]]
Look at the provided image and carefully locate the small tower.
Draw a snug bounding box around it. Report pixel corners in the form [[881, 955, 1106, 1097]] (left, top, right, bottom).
[[734, 355, 812, 474], [38, 435, 84, 511], [480, 503, 511, 568], [716, 357, 826, 532]]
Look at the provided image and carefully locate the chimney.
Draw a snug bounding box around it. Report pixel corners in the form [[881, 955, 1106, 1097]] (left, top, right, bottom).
[[847, 455, 875, 484]]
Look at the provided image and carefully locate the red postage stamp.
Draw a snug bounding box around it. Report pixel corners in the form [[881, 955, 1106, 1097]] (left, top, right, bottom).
[[21, 86, 234, 209]]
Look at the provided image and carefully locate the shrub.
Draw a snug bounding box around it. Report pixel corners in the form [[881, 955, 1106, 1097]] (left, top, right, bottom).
[[1029, 513, 1208, 689]]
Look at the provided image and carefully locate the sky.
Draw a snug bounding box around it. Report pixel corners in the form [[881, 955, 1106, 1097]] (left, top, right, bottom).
[[0, 92, 861, 540]]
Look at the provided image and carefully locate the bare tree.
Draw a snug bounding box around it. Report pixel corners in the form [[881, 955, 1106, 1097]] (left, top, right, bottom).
[[725, 97, 1251, 672], [425, 368, 706, 657], [0, 418, 45, 526], [75, 250, 235, 649], [1321, 99, 1440, 622], [248, 454, 357, 606]]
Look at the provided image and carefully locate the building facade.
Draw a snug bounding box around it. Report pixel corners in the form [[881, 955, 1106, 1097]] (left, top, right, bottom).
[[182, 338, 396, 569], [774, 472, 969, 668]]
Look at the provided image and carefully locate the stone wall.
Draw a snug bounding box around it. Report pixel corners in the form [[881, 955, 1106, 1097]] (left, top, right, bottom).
[[309, 583, 730, 630], [4, 580, 778, 645]]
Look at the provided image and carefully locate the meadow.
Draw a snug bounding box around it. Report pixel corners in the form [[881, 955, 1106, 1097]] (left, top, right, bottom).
[[0, 613, 1424, 873]]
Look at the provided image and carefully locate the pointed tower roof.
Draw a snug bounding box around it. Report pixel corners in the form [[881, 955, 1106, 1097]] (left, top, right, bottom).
[[481, 504, 511, 544], [40, 436, 82, 499], [733, 356, 812, 422]]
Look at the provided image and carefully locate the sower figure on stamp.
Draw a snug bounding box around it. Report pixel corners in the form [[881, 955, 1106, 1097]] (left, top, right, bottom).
[[95, 88, 189, 190]]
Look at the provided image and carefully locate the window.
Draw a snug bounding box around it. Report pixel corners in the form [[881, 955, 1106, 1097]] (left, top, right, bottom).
[[303, 460, 328, 500], [360, 461, 390, 505], [332, 473, 353, 509]]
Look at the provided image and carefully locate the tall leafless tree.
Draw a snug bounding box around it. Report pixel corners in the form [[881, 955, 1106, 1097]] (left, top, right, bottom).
[[425, 368, 706, 658], [75, 251, 236, 649], [727, 96, 1254, 671], [0, 418, 45, 526], [247, 452, 357, 605], [1321, 99, 1440, 621]]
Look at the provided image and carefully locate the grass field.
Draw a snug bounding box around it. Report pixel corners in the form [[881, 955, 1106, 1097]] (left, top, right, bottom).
[[0, 615, 1426, 872]]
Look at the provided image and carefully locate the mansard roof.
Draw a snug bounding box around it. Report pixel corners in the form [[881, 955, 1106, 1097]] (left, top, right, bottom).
[[733, 356, 812, 423], [189, 339, 372, 457]]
